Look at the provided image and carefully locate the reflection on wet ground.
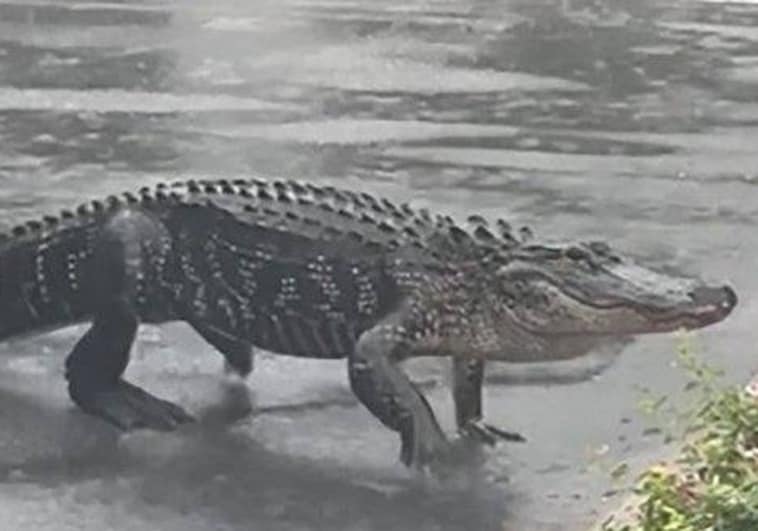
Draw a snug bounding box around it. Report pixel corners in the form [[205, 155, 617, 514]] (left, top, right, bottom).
[[0, 1, 757, 530]]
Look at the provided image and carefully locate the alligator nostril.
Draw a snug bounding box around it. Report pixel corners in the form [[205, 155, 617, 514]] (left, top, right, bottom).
[[688, 285, 738, 312], [722, 285, 738, 310]]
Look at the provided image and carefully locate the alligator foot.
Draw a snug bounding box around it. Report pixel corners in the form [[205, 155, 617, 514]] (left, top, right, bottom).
[[400, 414, 452, 469], [402, 417, 521, 470], [72, 380, 195, 431], [459, 418, 526, 446]]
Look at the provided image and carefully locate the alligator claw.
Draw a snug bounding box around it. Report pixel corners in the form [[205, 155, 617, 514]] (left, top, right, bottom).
[[460, 419, 526, 446], [401, 416, 450, 469], [74, 380, 195, 432], [403, 433, 485, 473], [401, 419, 527, 472]]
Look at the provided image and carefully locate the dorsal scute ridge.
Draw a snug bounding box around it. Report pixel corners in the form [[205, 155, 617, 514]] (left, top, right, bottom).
[[153, 179, 529, 258], [0, 178, 526, 263]]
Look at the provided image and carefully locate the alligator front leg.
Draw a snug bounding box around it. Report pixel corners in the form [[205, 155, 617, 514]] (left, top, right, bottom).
[[349, 323, 449, 468], [453, 357, 526, 444], [65, 209, 194, 431]]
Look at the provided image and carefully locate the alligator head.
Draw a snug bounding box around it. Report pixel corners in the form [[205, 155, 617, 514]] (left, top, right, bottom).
[[486, 240, 737, 362]]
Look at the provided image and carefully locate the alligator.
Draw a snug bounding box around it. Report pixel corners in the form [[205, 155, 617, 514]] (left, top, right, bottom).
[[0, 178, 737, 468]]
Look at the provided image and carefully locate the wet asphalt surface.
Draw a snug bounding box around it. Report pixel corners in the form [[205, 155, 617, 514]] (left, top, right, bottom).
[[0, 1, 757, 530]]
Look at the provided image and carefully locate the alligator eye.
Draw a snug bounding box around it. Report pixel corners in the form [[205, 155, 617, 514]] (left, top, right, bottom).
[[588, 241, 611, 255], [565, 246, 588, 261]]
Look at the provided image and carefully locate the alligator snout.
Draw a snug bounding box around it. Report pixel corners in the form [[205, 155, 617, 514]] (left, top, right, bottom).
[[687, 285, 738, 316]]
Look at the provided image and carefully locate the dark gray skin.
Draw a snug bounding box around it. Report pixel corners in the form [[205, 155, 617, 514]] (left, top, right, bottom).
[[0, 179, 737, 468]]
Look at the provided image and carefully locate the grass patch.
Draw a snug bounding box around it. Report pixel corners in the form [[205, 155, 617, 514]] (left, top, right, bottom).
[[602, 339, 758, 531]]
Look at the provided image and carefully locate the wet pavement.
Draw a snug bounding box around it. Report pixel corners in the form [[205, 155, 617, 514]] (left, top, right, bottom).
[[0, 1, 757, 530]]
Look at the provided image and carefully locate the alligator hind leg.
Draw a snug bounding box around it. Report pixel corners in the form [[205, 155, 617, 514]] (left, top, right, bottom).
[[65, 209, 194, 431], [453, 357, 526, 444], [349, 324, 449, 469], [65, 300, 194, 430]]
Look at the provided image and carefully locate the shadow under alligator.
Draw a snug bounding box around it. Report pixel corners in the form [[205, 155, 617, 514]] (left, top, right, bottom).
[[0, 381, 518, 531]]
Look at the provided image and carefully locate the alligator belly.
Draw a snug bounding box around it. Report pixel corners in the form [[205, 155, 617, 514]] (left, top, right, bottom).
[[247, 313, 356, 359]]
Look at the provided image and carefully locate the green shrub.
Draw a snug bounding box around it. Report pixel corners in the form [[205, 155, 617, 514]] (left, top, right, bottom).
[[603, 340, 758, 531]]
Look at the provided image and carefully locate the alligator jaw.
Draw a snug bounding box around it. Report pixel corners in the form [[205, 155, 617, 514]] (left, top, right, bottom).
[[529, 283, 737, 338], [638, 284, 737, 333]]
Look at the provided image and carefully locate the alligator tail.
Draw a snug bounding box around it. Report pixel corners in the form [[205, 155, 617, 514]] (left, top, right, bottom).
[[0, 204, 108, 341]]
